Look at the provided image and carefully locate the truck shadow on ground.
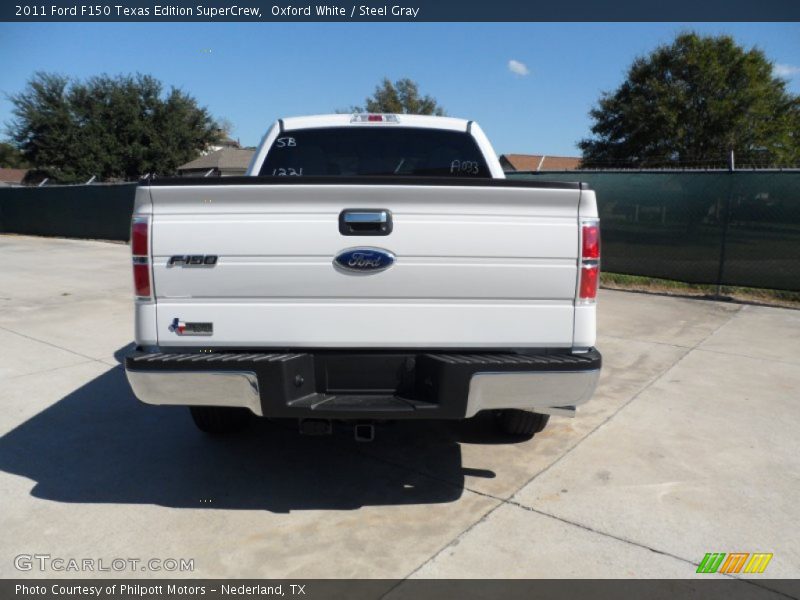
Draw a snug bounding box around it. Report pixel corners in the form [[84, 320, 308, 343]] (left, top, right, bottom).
[[0, 349, 509, 512]]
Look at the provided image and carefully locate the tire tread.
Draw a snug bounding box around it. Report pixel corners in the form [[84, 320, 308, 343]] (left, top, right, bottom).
[[498, 409, 549, 437]]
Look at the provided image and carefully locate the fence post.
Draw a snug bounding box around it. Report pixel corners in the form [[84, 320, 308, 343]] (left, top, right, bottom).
[[715, 151, 735, 298]]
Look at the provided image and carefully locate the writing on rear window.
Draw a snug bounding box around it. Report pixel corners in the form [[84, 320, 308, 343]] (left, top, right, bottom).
[[272, 167, 303, 176], [260, 127, 490, 178], [450, 160, 481, 175]]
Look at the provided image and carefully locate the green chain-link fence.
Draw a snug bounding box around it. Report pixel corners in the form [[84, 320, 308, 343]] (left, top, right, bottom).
[[0, 183, 136, 241], [508, 170, 800, 292]]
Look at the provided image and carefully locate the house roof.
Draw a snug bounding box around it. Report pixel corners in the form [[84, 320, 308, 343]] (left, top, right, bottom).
[[0, 168, 29, 184], [178, 148, 254, 172], [500, 154, 582, 171]]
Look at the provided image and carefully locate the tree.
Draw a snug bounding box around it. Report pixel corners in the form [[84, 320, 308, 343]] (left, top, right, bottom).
[[0, 142, 28, 168], [579, 33, 800, 168], [352, 78, 445, 115], [6, 72, 222, 182], [215, 117, 235, 139]]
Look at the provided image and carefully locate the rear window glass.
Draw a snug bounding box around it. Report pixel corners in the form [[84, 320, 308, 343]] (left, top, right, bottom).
[[259, 127, 490, 178]]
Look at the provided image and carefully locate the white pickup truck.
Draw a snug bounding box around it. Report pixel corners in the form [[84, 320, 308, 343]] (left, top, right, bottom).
[[125, 114, 601, 441]]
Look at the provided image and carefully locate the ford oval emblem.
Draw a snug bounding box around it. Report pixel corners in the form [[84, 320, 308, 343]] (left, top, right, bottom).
[[334, 247, 395, 274]]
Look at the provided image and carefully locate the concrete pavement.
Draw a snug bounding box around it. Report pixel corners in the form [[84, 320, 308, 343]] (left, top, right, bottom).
[[0, 235, 798, 590]]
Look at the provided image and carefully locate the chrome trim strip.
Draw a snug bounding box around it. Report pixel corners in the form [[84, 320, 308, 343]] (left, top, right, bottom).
[[465, 369, 600, 418], [125, 369, 262, 416]]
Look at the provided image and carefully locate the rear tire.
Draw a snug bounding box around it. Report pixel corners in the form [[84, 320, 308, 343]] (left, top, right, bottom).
[[497, 409, 549, 438], [189, 406, 251, 434]]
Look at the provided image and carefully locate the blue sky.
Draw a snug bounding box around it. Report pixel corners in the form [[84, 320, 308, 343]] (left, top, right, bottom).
[[1, 22, 798, 156]]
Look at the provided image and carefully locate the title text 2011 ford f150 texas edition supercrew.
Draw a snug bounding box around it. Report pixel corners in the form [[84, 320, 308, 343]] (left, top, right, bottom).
[[125, 114, 601, 441]]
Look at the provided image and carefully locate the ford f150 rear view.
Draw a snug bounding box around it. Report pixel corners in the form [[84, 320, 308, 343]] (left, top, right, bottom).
[[125, 113, 601, 440]]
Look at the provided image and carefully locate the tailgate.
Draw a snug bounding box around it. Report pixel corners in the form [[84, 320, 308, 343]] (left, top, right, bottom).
[[148, 181, 581, 348]]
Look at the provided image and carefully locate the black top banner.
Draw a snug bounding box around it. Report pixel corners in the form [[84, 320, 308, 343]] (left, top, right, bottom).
[[3, 0, 800, 22]]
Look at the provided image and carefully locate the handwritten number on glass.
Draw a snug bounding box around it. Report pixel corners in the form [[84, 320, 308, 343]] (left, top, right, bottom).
[[275, 137, 297, 148], [450, 160, 480, 175], [272, 167, 303, 176]]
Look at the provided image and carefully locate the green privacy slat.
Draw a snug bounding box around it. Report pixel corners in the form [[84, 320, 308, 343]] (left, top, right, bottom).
[[508, 171, 800, 292]]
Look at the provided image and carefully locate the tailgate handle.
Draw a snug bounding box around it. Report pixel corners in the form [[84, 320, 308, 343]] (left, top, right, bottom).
[[339, 209, 393, 236]]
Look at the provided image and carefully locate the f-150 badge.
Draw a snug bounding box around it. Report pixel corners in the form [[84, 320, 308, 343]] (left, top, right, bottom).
[[168, 255, 218, 267], [334, 247, 395, 274]]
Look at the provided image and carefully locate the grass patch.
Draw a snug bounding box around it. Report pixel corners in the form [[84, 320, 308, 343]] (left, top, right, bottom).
[[601, 272, 800, 309]]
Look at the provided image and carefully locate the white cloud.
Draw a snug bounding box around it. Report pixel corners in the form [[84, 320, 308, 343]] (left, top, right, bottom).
[[508, 59, 530, 77], [773, 63, 800, 78]]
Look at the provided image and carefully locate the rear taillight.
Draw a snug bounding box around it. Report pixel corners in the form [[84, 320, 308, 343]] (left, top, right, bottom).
[[581, 222, 600, 260], [578, 220, 600, 302], [133, 261, 151, 297], [579, 264, 599, 300], [131, 216, 151, 299], [131, 219, 148, 256]]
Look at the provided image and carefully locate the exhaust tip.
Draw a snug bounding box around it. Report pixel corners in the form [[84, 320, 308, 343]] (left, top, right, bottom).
[[354, 422, 375, 442]]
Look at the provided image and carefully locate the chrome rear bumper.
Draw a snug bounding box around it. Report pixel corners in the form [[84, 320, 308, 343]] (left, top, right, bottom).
[[125, 349, 601, 419], [126, 370, 263, 416], [465, 369, 600, 418]]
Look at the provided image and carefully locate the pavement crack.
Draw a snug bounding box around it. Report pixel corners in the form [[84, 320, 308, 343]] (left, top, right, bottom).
[[511, 500, 698, 565], [504, 502, 799, 599], [694, 346, 800, 368], [599, 332, 692, 349], [0, 325, 106, 365], [379, 501, 504, 596], [5, 359, 99, 381]]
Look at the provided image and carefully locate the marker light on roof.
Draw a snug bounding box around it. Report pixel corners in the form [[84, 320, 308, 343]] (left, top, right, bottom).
[[351, 114, 399, 123]]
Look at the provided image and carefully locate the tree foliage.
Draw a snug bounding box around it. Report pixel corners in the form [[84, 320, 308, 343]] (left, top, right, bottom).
[[6, 72, 222, 182], [353, 78, 445, 115], [579, 33, 800, 168], [0, 142, 29, 168]]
